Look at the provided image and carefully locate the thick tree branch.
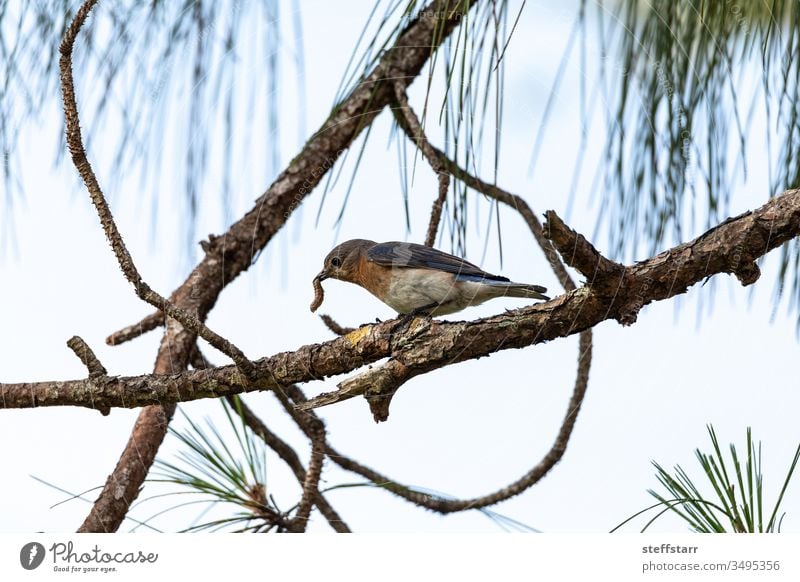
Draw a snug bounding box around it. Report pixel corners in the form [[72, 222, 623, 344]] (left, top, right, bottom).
[[5, 189, 799, 412], [60, 0, 479, 532]]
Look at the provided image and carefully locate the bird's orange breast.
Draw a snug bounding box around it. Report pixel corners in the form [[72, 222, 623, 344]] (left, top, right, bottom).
[[353, 258, 393, 302]]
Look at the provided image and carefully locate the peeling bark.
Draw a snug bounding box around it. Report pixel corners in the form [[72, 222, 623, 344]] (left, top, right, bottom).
[[5, 189, 799, 413]]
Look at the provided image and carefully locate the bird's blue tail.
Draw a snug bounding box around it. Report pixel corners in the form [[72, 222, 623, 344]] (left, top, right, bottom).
[[456, 274, 550, 301]]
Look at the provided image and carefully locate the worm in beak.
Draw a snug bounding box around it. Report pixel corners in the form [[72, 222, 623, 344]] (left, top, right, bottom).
[[310, 273, 326, 312]]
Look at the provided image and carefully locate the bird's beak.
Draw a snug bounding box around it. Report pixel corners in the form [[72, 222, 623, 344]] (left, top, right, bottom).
[[316, 270, 328, 281]]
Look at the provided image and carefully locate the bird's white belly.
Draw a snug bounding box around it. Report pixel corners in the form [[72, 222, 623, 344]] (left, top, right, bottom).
[[383, 269, 490, 315]]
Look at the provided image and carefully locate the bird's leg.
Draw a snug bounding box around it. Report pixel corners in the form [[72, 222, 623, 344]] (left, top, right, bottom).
[[387, 303, 437, 340], [409, 303, 438, 317], [387, 314, 411, 340]]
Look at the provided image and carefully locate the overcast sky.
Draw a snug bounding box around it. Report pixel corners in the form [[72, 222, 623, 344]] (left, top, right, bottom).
[[2, 0, 799, 533]]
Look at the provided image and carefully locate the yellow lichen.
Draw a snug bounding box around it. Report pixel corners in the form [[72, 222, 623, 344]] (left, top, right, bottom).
[[344, 325, 371, 346]]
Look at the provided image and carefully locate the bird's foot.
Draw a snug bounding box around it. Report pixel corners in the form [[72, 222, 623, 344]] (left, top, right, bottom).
[[388, 313, 415, 337], [386, 305, 435, 342], [409, 303, 437, 318]]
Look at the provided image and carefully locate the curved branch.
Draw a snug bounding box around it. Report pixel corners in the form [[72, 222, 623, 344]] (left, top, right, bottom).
[[59, 0, 255, 377], [285, 110, 597, 510], [318, 314, 355, 336], [186, 346, 349, 532], [287, 414, 326, 532], [392, 84, 450, 247], [229, 397, 350, 533], [335, 333, 589, 512], [442, 163, 577, 292], [391, 91, 576, 292], [63, 0, 480, 532], [283, 351, 593, 515]]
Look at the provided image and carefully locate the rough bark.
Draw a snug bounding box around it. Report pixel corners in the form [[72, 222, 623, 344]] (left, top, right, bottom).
[[4, 188, 799, 412], [65, 0, 478, 532]]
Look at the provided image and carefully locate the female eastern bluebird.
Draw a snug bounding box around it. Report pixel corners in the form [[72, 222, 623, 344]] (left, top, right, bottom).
[[313, 239, 549, 316]]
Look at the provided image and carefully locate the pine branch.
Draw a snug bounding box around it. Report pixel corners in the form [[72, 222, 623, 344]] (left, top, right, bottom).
[[60, 0, 480, 532], [4, 189, 798, 413]]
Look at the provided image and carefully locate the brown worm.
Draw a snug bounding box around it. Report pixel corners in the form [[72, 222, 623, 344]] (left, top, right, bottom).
[[310, 276, 325, 312]]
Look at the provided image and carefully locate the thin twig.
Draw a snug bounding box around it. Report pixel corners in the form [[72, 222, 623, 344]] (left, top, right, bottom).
[[66, 335, 107, 378], [318, 314, 355, 336], [275, 387, 432, 504], [287, 414, 326, 532], [59, 1, 255, 378], [232, 396, 350, 533], [189, 348, 350, 532], [106, 311, 164, 345], [392, 84, 450, 247], [68, 0, 479, 533], [66, 335, 111, 416], [283, 346, 591, 514], [289, 104, 600, 509], [426, 174, 450, 247], [393, 93, 572, 288], [250, 379, 327, 532]]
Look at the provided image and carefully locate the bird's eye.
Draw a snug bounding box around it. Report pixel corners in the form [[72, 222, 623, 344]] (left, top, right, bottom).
[[331, 256, 342, 268]]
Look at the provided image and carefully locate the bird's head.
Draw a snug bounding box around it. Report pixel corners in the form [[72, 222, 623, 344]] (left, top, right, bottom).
[[316, 239, 374, 283]]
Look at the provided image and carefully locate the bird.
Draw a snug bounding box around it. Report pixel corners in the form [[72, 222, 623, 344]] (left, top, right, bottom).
[[313, 239, 549, 316]]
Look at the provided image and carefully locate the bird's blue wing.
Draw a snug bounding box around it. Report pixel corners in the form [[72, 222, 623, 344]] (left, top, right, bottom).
[[367, 241, 510, 282]]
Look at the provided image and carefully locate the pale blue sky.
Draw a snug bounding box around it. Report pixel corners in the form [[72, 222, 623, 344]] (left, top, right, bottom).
[[1, 0, 798, 533]]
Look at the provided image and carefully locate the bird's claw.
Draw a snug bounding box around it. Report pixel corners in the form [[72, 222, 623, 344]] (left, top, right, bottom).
[[389, 313, 414, 335]]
